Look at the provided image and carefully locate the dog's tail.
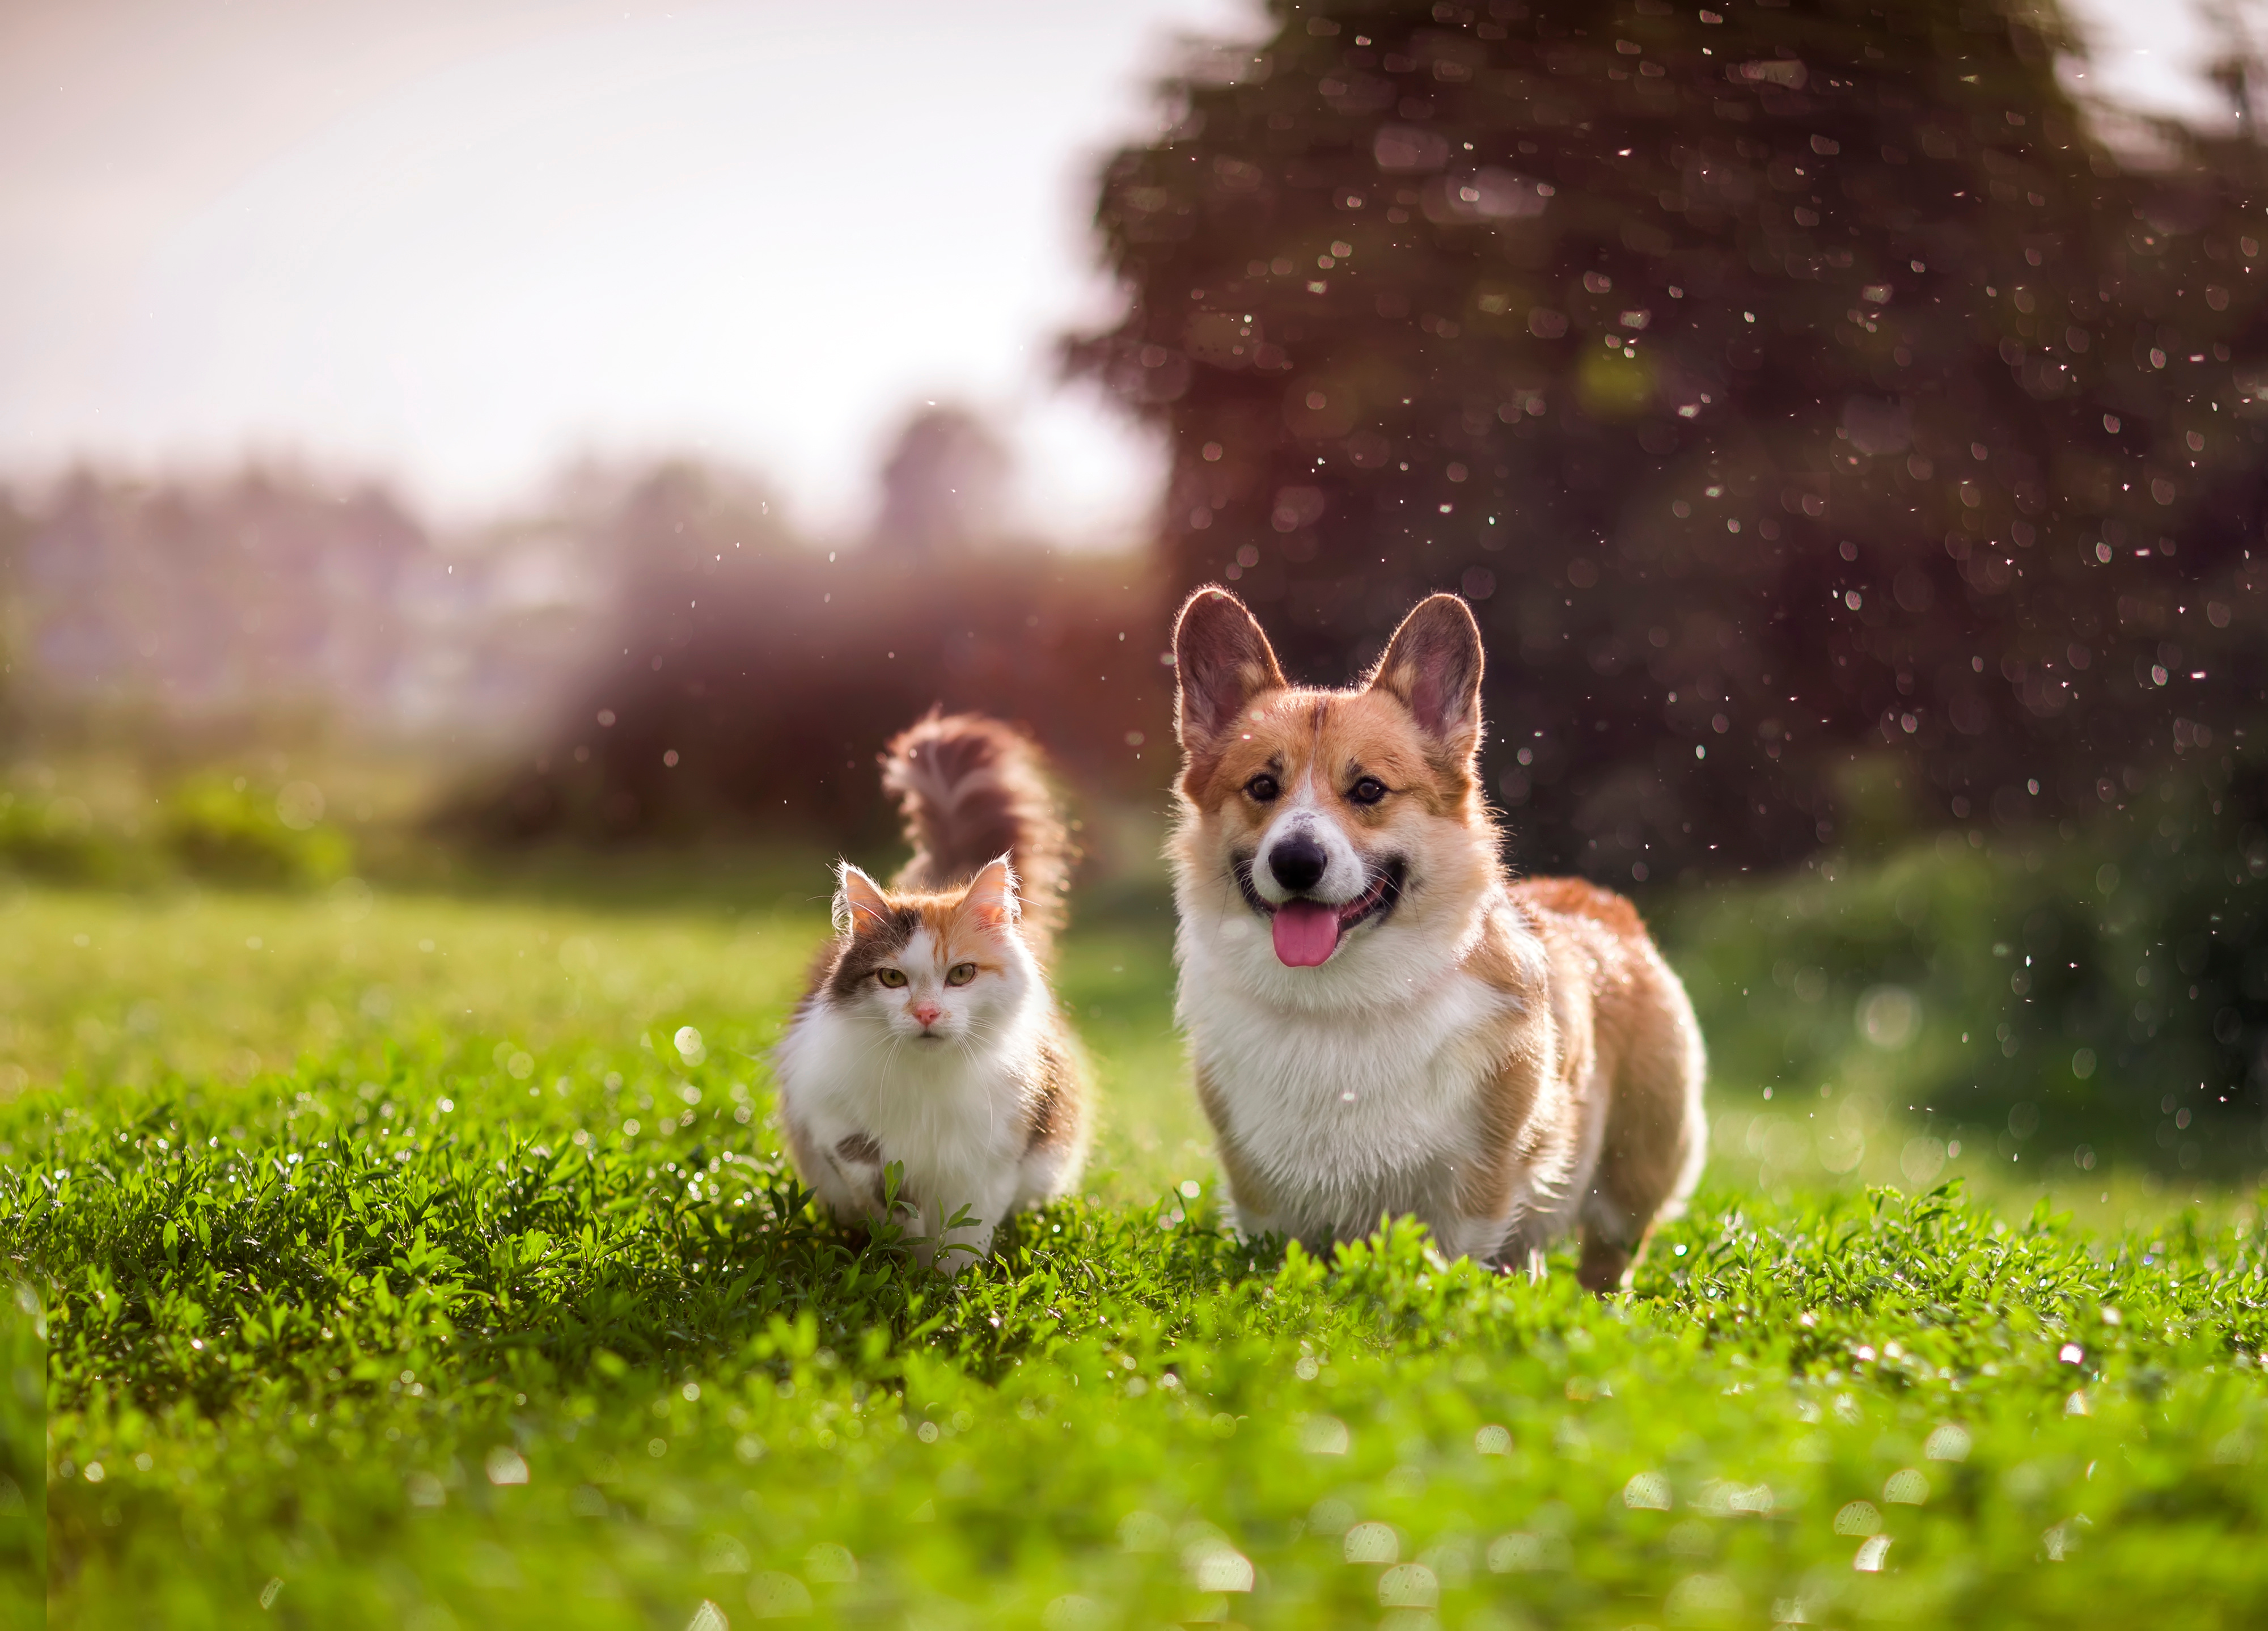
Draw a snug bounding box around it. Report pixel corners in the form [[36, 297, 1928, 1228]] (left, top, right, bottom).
[[881, 711, 1073, 959]]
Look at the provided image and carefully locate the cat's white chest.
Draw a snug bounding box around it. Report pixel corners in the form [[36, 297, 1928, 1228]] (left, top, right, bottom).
[[777, 1004, 1027, 1175]]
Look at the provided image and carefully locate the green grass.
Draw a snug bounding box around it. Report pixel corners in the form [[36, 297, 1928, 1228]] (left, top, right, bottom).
[[5, 873, 2267, 1629]]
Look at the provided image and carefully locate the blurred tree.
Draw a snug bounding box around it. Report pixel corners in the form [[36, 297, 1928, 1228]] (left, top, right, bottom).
[[870, 405, 1013, 557], [0, 467, 438, 753], [1073, 0, 2268, 884], [464, 459, 1166, 848]]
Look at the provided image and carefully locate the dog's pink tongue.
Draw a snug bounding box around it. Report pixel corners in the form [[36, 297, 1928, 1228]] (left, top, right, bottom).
[[1272, 901, 1341, 967]]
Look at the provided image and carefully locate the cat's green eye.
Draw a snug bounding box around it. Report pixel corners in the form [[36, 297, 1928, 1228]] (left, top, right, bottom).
[[945, 962, 978, 987], [876, 967, 908, 988]]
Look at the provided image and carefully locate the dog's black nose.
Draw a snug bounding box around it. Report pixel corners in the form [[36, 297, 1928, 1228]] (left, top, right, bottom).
[[1268, 832, 1328, 894]]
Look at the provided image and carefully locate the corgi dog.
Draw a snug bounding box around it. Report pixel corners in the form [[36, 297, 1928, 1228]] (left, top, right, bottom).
[[774, 712, 1089, 1271], [1167, 588, 1705, 1289]]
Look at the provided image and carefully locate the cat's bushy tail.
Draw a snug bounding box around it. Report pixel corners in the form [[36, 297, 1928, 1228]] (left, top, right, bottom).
[[880, 711, 1073, 960]]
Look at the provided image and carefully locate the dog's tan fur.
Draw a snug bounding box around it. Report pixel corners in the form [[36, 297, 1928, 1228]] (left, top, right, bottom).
[[1168, 588, 1705, 1290]]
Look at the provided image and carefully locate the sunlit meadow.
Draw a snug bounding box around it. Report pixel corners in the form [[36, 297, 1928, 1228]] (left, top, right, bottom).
[[5, 855, 2265, 1629]]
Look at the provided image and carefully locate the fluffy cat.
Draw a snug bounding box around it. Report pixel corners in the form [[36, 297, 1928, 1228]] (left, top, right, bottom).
[[773, 712, 1089, 1270]]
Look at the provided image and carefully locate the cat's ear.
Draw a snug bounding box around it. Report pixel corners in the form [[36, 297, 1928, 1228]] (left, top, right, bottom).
[[959, 856, 1020, 931], [833, 863, 894, 937]]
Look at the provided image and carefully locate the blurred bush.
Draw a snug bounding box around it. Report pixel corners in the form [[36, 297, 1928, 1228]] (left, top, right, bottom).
[[0, 454, 1174, 866], [450, 462, 1171, 853], [1075, 0, 2268, 880], [161, 774, 354, 887], [0, 775, 354, 889], [0, 786, 141, 885], [1669, 751, 2268, 1160]]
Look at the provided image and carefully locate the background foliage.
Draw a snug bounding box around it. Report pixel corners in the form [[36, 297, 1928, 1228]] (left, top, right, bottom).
[[1075, 0, 2267, 878]]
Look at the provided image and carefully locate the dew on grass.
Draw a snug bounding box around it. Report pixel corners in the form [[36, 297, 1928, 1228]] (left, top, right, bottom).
[[700, 1535, 751, 1574], [1833, 1501, 1882, 1537], [1623, 1471, 1672, 1510], [1377, 1562, 1438, 1608], [1486, 1532, 1569, 1573], [1184, 1534, 1254, 1593], [1817, 1115, 1866, 1175], [746, 1571, 811, 1618], [1301, 1414, 1349, 1454], [1474, 1424, 1512, 1455], [1857, 986, 1918, 1049], [1693, 1480, 1774, 1517], [1900, 1136, 1947, 1187], [1344, 1521, 1400, 1564], [483, 1447, 528, 1485], [1882, 1469, 1928, 1505]]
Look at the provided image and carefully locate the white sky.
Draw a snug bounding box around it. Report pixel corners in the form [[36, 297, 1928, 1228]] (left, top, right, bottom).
[[0, 0, 2245, 545]]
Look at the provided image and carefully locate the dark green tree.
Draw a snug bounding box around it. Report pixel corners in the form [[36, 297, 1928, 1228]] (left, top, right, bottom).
[[1074, 0, 2267, 882]]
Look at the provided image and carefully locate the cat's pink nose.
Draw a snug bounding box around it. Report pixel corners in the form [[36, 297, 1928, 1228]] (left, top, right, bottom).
[[912, 1001, 942, 1028]]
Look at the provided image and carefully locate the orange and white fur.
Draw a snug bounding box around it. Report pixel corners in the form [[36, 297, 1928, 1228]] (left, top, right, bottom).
[[775, 713, 1089, 1271], [1168, 588, 1706, 1290]]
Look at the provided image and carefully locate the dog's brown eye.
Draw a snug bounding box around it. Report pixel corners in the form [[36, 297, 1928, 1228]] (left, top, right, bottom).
[[1348, 776, 1387, 806], [1245, 773, 1280, 802]]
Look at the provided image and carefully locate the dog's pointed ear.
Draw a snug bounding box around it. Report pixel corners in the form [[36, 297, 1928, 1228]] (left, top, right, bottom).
[[1173, 586, 1285, 749], [1368, 594, 1484, 759]]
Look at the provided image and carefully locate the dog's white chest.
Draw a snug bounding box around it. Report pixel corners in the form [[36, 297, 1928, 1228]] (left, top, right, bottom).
[[1178, 954, 1510, 1231]]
